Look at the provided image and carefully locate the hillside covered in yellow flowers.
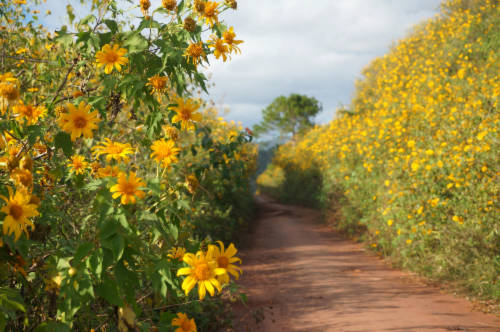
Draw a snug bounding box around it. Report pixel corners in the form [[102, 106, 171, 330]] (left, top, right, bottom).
[[258, 0, 499, 303]]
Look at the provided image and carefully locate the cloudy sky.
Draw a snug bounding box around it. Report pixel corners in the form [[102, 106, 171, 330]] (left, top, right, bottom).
[[37, 0, 442, 128]]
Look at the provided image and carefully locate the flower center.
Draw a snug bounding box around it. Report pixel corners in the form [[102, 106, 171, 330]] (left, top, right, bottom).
[[73, 116, 88, 129], [121, 182, 136, 195], [194, 262, 210, 280], [9, 203, 23, 220], [105, 51, 119, 63], [217, 256, 229, 268], [179, 108, 192, 121]]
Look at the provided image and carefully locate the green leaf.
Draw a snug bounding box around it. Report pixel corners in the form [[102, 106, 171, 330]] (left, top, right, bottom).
[[34, 322, 71, 332], [104, 19, 118, 33], [102, 234, 125, 261], [96, 276, 123, 306], [124, 32, 148, 53], [54, 132, 73, 158], [74, 242, 94, 263], [84, 179, 103, 191]]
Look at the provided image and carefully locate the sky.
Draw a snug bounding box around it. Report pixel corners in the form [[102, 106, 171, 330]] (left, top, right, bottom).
[[36, 0, 442, 128]]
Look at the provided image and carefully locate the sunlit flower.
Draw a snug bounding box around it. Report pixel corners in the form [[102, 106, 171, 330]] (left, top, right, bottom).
[[177, 247, 226, 300], [140, 0, 151, 16], [150, 139, 180, 167], [162, 0, 177, 11], [202, 1, 219, 26], [0, 187, 38, 241], [110, 172, 146, 205], [223, 27, 243, 54], [208, 36, 229, 61], [168, 247, 186, 262], [13, 101, 47, 125], [171, 313, 197, 332], [184, 42, 205, 66], [57, 101, 100, 141], [210, 241, 241, 284], [0, 82, 19, 113], [146, 75, 168, 94], [92, 139, 134, 163], [97, 165, 120, 178], [171, 98, 202, 131], [68, 155, 89, 175], [95, 44, 128, 74]]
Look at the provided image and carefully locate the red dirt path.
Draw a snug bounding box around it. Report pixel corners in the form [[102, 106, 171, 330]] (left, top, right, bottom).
[[231, 197, 500, 331]]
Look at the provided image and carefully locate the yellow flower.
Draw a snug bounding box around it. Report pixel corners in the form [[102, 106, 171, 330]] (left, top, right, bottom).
[[168, 247, 186, 262], [57, 101, 100, 141], [184, 42, 205, 66], [208, 36, 229, 62], [110, 172, 146, 205], [68, 155, 89, 175], [0, 187, 38, 241], [177, 247, 226, 300], [223, 27, 243, 54], [97, 165, 120, 178], [140, 0, 151, 16], [171, 313, 197, 332], [185, 174, 198, 194], [13, 101, 47, 125], [150, 139, 180, 167], [210, 241, 242, 284], [0, 82, 19, 113], [162, 0, 177, 11], [10, 168, 33, 188], [146, 75, 168, 94], [202, 1, 219, 27], [171, 98, 202, 131], [92, 138, 134, 164], [95, 44, 128, 74], [163, 125, 180, 140]]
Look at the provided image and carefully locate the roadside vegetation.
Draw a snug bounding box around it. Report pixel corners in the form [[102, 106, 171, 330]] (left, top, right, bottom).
[[258, 0, 499, 306]]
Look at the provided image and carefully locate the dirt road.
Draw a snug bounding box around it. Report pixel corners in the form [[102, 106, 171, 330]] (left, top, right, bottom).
[[232, 197, 500, 331]]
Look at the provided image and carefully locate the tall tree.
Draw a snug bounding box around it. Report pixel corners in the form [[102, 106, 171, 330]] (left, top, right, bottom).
[[253, 94, 322, 139]]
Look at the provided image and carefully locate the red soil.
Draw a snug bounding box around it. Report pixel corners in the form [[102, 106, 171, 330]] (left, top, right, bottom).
[[231, 197, 500, 331]]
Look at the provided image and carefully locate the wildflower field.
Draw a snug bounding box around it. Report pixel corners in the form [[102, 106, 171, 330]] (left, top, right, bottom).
[[0, 0, 257, 330], [258, 0, 499, 304]]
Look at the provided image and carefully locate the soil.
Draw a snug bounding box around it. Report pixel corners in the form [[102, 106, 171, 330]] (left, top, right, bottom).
[[230, 196, 500, 332]]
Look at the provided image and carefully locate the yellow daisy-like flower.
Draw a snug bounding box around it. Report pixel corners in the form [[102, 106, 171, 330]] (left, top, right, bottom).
[[0, 187, 39, 241], [150, 139, 180, 168], [163, 125, 180, 141], [0, 82, 19, 113], [110, 172, 146, 205], [184, 42, 205, 67], [162, 0, 177, 11], [171, 98, 202, 131], [172, 313, 197, 332], [95, 44, 129, 74], [177, 247, 226, 300], [202, 1, 219, 27], [10, 168, 33, 188], [92, 138, 134, 164], [223, 27, 243, 54], [168, 247, 186, 262], [68, 155, 89, 175], [97, 165, 120, 178], [140, 0, 151, 16], [207, 36, 229, 62], [13, 101, 47, 125], [210, 241, 242, 284], [185, 174, 198, 194], [57, 101, 100, 141], [146, 75, 168, 95], [0, 72, 17, 84]]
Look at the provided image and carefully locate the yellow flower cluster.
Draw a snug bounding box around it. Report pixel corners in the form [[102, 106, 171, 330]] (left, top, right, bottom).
[[262, 0, 499, 288]]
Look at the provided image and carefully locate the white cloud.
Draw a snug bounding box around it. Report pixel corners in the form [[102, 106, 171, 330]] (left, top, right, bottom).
[[38, 0, 442, 129]]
